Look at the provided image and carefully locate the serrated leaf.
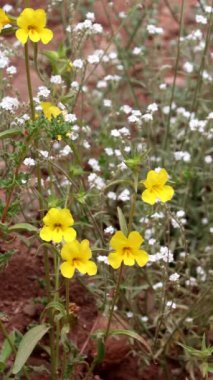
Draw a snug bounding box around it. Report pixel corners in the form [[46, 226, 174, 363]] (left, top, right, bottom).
[[12, 324, 50, 374], [0, 128, 22, 140], [117, 207, 128, 236], [108, 329, 151, 352], [0, 331, 16, 363], [9, 223, 38, 233]]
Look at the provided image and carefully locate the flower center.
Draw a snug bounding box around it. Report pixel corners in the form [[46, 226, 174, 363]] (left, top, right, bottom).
[[123, 247, 132, 257], [28, 25, 38, 33]]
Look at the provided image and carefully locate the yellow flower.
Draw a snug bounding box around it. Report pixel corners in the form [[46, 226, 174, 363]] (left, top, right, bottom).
[[40, 101, 62, 120], [108, 231, 149, 269], [40, 208, 76, 243], [0, 8, 10, 32], [141, 168, 174, 205], [60, 239, 97, 279], [16, 8, 53, 45]]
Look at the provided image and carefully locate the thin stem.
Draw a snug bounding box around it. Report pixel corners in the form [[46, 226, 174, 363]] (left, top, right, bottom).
[[105, 263, 124, 339], [24, 42, 35, 121], [162, 0, 185, 154], [128, 172, 139, 233], [65, 279, 70, 315]]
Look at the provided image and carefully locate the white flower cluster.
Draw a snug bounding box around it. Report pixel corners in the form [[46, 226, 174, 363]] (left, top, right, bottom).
[[147, 24, 164, 35], [171, 210, 187, 228], [149, 246, 174, 263], [73, 13, 103, 35], [174, 151, 191, 162], [88, 173, 105, 190], [0, 96, 19, 111]]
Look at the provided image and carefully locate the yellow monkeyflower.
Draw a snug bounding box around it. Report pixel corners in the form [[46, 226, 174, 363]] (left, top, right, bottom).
[[108, 231, 149, 269], [0, 9, 10, 32], [141, 168, 174, 205], [40, 208, 76, 243], [16, 8, 53, 45], [40, 101, 62, 120], [60, 239, 97, 279]]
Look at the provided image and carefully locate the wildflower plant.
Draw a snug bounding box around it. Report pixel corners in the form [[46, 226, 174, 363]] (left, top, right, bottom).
[[0, 1, 212, 379]]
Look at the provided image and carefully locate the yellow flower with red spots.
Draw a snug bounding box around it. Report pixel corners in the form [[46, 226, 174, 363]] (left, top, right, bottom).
[[108, 231, 149, 269], [141, 168, 174, 205], [16, 8, 53, 44], [60, 240, 97, 279], [40, 208, 76, 243], [0, 8, 10, 32], [40, 101, 62, 120]]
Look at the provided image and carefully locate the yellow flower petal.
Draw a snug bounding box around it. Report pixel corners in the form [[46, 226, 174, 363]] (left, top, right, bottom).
[[29, 29, 40, 42], [17, 8, 35, 29], [39, 226, 52, 241], [40, 28, 53, 44], [158, 169, 169, 186], [110, 231, 128, 250], [63, 227, 76, 242], [123, 255, 135, 266], [156, 185, 174, 203], [141, 188, 157, 205], [134, 250, 149, 267], [15, 28, 28, 44], [61, 240, 79, 261], [34, 9, 46, 28], [85, 261, 97, 275], [80, 239, 92, 260], [60, 262, 75, 278], [108, 252, 123, 269], [128, 231, 144, 248], [51, 228, 63, 243]]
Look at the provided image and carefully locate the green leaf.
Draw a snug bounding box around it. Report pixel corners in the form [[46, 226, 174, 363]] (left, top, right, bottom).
[[208, 364, 213, 373], [0, 331, 16, 364], [117, 207, 128, 236], [108, 329, 151, 352], [94, 337, 105, 364], [45, 301, 66, 316], [9, 223, 38, 233], [0, 128, 22, 140], [12, 324, 50, 374]]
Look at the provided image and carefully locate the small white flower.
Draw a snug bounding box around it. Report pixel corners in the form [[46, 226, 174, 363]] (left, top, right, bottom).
[[64, 113, 77, 123], [118, 189, 130, 201], [126, 311, 133, 318], [103, 99, 112, 107], [147, 24, 164, 35], [195, 15, 207, 24], [50, 75, 63, 84], [204, 155, 212, 164], [104, 226, 115, 234], [39, 150, 49, 158], [23, 157, 36, 166], [86, 12, 95, 21], [88, 158, 101, 172], [132, 47, 143, 55], [3, 4, 13, 12], [120, 104, 132, 114], [183, 62, 194, 73], [169, 273, 180, 282], [166, 301, 176, 309], [105, 147, 113, 156], [153, 282, 163, 290], [107, 192, 117, 200], [37, 86, 50, 98], [71, 81, 79, 90], [73, 59, 84, 69], [147, 103, 158, 113], [159, 83, 167, 90], [97, 255, 109, 264], [92, 23, 103, 34], [0, 96, 19, 111], [140, 316, 148, 322], [111, 129, 121, 137], [6, 66, 17, 75]]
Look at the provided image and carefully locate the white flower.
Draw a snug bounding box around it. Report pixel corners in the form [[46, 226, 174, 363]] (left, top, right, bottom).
[[23, 157, 36, 166], [147, 103, 158, 113], [6, 66, 17, 75], [120, 104, 132, 114], [132, 47, 143, 55], [92, 23, 103, 34], [88, 173, 105, 190], [0, 53, 9, 69], [195, 15, 207, 24], [88, 158, 101, 172], [37, 86, 50, 98], [0, 96, 19, 111], [3, 4, 13, 12], [119, 127, 130, 136], [117, 162, 127, 171], [147, 24, 164, 35], [50, 75, 63, 84], [39, 150, 49, 158], [159, 83, 167, 90], [118, 189, 130, 201], [166, 301, 176, 309], [169, 273, 180, 282], [128, 115, 140, 123], [111, 129, 121, 137], [126, 311, 133, 318], [103, 99, 112, 107], [60, 145, 72, 156], [105, 147, 113, 156], [71, 81, 79, 90], [107, 191, 117, 200], [153, 282, 163, 290], [148, 238, 156, 246], [86, 12, 95, 21], [204, 155, 212, 164], [142, 113, 153, 122], [119, 11, 127, 18], [97, 255, 109, 264], [104, 225, 115, 234], [64, 113, 77, 123], [140, 316, 148, 322], [174, 151, 191, 162], [73, 59, 84, 69], [183, 62, 194, 73]]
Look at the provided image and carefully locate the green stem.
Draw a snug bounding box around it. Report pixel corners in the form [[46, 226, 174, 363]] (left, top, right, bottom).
[[162, 0, 185, 154], [65, 279, 70, 315], [54, 250, 60, 375], [128, 172, 139, 233], [24, 42, 35, 121], [104, 263, 124, 339]]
